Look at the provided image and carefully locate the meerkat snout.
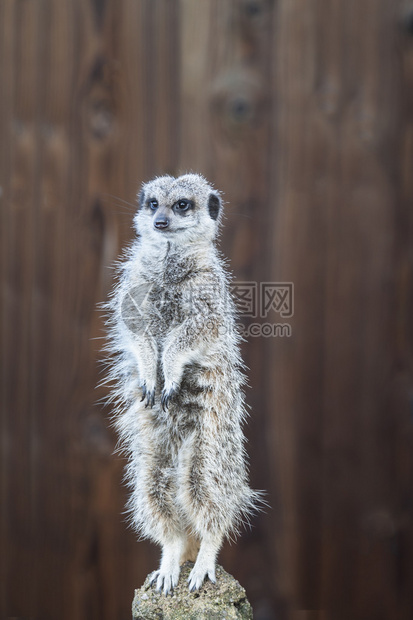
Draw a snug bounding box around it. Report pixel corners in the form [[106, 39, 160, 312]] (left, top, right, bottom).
[[153, 213, 170, 230]]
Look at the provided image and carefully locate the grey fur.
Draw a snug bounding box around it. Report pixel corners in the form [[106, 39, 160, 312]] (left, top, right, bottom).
[[103, 174, 259, 594]]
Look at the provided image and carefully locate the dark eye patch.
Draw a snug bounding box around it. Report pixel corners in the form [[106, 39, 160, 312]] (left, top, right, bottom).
[[173, 199, 193, 214], [147, 198, 158, 211]]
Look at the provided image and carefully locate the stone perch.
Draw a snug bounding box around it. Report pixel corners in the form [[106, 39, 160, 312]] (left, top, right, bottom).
[[132, 561, 253, 619]]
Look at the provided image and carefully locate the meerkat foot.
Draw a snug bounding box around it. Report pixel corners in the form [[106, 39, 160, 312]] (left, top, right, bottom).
[[150, 537, 184, 595], [149, 568, 179, 596], [187, 561, 216, 592], [187, 533, 221, 592]]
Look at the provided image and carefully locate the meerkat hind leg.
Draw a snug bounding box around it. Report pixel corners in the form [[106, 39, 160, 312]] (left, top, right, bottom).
[[188, 531, 223, 592], [149, 535, 185, 595]]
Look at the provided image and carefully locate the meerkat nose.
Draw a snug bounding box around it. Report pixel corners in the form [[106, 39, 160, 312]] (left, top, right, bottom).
[[154, 216, 170, 230]]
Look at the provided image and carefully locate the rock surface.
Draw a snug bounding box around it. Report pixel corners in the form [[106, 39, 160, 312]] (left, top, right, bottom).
[[132, 561, 253, 620]]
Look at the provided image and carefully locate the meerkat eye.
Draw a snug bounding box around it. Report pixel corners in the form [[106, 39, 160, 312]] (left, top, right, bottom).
[[175, 199, 191, 212], [148, 199, 158, 211]]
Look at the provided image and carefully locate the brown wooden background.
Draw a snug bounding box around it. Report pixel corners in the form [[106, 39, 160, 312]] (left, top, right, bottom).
[[1, 1, 413, 618]]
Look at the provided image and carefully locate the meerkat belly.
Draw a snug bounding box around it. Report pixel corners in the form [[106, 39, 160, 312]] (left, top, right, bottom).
[[168, 362, 237, 422], [149, 361, 237, 468]]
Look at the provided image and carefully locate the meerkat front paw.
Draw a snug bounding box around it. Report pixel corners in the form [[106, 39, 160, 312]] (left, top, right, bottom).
[[140, 382, 156, 408], [149, 539, 183, 595], [161, 382, 179, 411]]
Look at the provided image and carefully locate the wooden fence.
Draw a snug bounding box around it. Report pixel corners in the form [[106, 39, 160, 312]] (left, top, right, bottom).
[[1, 0, 413, 618]]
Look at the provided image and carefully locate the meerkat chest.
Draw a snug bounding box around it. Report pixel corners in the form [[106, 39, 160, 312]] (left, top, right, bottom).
[[148, 282, 188, 325], [126, 275, 192, 344]]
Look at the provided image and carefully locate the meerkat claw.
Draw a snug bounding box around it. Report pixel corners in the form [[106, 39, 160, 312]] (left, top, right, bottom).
[[188, 573, 204, 592], [140, 384, 147, 402], [145, 390, 155, 408], [148, 570, 159, 585], [141, 384, 155, 408], [161, 390, 169, 411], [161, 385, 177, 411]]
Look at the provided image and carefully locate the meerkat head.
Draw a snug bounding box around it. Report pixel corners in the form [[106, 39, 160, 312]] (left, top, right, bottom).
[[134, 173, 222, 244]]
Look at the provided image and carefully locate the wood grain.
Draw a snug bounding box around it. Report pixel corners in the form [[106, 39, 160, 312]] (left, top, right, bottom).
[[1, 1, 413, 619]]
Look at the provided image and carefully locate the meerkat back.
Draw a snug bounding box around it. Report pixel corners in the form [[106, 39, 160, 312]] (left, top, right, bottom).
[[105, 173, 259, 594]]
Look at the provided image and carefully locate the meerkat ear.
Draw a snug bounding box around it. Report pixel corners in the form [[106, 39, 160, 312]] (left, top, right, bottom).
[[208, 193, 221, 221], [138, 189, 145, 210]]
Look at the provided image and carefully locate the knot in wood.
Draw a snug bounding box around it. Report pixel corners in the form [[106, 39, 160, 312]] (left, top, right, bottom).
[[88, 99, 114, 139], [402, 7, 413, 35]]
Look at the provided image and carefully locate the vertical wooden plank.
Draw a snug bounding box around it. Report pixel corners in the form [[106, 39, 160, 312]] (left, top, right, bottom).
[[62, 1, 129, 617], [179, 0, 214, 177], [396, 4, 413, 618], [319, 0, 402, 617], [268, 0, 323, 611], [0, 0, 42, 615], [32, 1, 78, 617], [0, 1, 15, 617], [152, 0, 181, 176]]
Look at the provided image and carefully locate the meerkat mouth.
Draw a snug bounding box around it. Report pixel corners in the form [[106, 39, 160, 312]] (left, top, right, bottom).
[[154, 227, 187, 233]]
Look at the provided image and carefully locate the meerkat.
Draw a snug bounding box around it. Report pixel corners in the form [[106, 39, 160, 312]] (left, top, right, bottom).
[[104, 173, 259, 595]]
